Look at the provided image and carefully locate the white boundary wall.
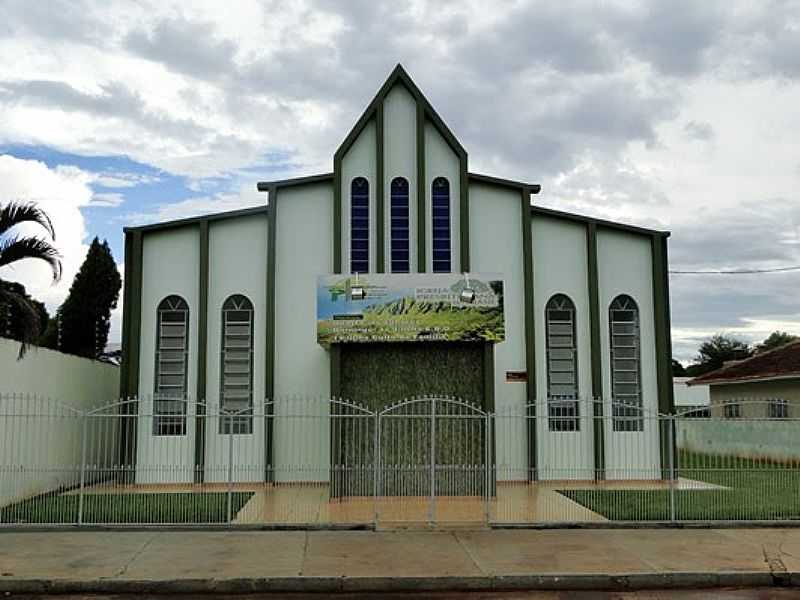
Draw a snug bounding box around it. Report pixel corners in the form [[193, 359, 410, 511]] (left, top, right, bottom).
[[0, 338, 119, 507]]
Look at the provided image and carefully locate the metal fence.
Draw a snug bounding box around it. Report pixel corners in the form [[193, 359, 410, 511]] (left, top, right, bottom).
[[1, 394, 798, 527]]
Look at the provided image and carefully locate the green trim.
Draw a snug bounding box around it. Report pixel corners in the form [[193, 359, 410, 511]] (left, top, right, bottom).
[[125, 206, 268, 234], [124, 230, 142, 479], [531, 205, 669, 238], [118, 232, 133, 471], [587, 223, 605, 481], [459, 155, 470, 272], [119, 232, 133, 399], [416, 101, 426, 273], [329, 343, 342, 497], [375, 102, 385, 273], [194, 220, 209, 484], [333, 159, 342, 273], [256, 173, 333, 192], [482, 343, 495, 413], [127, 231, 143, 400], [521, 186, 537, 480], [468, 172, 541, 193], [652, 234, 675, 479], [265, 186, 278, 481]]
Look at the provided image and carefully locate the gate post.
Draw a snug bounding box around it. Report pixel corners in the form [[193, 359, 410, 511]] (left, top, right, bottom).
[[226, 412, 234, 525], [429, 398, 436, 523], [484, 412, 491, 523], [668, 414, 676, 522], [373, 411, 380, 526], [77, 412, 88, 526]]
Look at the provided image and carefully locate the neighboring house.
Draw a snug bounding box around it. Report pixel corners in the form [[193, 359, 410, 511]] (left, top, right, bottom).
[[688, 341, 800, 419], [119, 65, 674, 485], [673, 377, 710, 416]]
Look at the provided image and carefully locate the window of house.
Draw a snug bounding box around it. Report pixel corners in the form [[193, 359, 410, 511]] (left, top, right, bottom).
[[431, 177, 451, 273], [350, 177, 369, 273], [546, 294, 579, 431], [723, 401, 741, 419], [610, 294, 643, 432], [220, 295, 254, 435], [768, 398, 788, 419], [154, 295, 189, 436], [390, 177, 410, 273]]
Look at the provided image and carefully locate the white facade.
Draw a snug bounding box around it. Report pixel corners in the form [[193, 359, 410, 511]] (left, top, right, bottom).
[[123, 66, 672, 486]]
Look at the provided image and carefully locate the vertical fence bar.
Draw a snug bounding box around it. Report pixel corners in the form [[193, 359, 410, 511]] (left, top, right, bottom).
[[227, 412, 234, 525], [373, 412, 380, 526], [430, 398, 436, 524], [77, 412, 88, 526], [484, 412, 491, 522], [668, 414, 676, 522]]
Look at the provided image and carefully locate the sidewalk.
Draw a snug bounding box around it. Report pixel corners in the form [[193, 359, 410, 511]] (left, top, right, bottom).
[[1, 528, 799, 594]]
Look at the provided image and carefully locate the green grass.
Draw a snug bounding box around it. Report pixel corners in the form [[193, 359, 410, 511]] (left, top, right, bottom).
[[0, 492, 254, 524], [559, 451, 800, 521]]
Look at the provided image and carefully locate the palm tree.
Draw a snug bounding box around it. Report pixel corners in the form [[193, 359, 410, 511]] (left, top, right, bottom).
[[0, 202, 61, 358]]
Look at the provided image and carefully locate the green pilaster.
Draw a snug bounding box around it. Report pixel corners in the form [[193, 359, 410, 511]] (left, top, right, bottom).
[[521, 187, 537, 480], [376, 102, 385, 273], [587, 223, 605, 480], [265, 185, 278, 480], [120, 229, 142, 478], [194, 220, 209, 483], [333, 157, 342, 273], [652, 234, 675, 479], [459, 155, 470, 272], [417, 102, 426, 273]]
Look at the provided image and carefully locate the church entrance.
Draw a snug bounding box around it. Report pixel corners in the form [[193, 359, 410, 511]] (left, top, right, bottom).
[[332, 343, 492, 520]]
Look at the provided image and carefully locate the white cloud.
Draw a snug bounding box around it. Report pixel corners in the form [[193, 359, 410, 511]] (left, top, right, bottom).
[[92, 171, 162, 188], [0, 155, 91, 310], [90, 192, 125, 207]]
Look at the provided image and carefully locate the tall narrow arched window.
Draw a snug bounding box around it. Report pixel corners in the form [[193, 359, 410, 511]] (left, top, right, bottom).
[[545, 294, 579, 431], [431, 177, 451, 273], [350, 177, 369, 273], [609, 295, 642, 432], [390, 177, 410, 273], [220, 294, 254, 434], [154, 295, 189, 436]]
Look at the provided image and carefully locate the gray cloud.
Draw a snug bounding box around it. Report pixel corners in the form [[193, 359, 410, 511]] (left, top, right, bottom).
[[683, 120, 714, 141]]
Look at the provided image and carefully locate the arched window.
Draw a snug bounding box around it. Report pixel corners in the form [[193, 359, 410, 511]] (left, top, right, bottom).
[[350, 177, 369, 273], [431, 177, 451, 273], [609, 295, 642, 431], [154, 295, 189, 436], [220, 294, 254, 434], [390, 177, 410, 273], [545, 294, 579, 431]]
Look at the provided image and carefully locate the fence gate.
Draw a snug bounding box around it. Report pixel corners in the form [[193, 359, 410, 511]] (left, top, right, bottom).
[[376, 397, 490, 525]]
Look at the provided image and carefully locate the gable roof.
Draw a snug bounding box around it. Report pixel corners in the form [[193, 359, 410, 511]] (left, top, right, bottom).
[[688, 340, 800, 385], [335, 63, 466, 161]]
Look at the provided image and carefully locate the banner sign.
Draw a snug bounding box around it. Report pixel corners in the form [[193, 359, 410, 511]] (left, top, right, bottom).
[[317, 273, 504, 345]]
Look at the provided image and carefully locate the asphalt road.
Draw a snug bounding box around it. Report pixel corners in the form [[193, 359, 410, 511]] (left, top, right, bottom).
[[6, 590, 797, 599]]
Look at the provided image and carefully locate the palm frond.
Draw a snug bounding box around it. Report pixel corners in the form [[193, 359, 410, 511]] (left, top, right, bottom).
[[0, 235, 62, 282], [0, 286, 42, 359], [0, 201, 56, 240]]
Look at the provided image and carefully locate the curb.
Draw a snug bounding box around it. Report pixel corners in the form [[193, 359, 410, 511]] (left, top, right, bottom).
[[1, 572, 792, 594]]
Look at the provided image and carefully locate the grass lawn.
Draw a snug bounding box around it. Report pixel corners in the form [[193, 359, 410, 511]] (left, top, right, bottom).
[[559, 451, 800, 521], [0, 492, 254, 525]]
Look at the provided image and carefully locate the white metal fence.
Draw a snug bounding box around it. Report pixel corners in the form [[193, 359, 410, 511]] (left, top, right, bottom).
[[1, 394, 798, 527]]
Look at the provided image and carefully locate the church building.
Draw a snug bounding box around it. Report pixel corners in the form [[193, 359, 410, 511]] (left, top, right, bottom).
[[119, 65, 674, 487]]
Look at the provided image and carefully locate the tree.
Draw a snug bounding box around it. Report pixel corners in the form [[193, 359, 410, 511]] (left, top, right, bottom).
[[59, 237, 121, 358], [688, 333, 753, 376], [0, 281, 49, 343], [0, 202, 61, 358], [671, 358, 686, 377], [756, 330, 798, 354]]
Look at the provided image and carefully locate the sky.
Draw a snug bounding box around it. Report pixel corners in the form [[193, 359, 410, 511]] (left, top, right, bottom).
[[1, 0, 799, 363]]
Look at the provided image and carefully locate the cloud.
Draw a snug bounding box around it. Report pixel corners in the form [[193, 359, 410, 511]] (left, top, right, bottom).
[[0, 155, 91, 311], [683, 120, 714, 141], [92, 171, 162, 188], [90, 192, 125, 207]]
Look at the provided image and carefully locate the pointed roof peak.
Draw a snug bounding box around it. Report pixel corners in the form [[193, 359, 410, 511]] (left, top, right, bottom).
[[335, 64, 466, 161]]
